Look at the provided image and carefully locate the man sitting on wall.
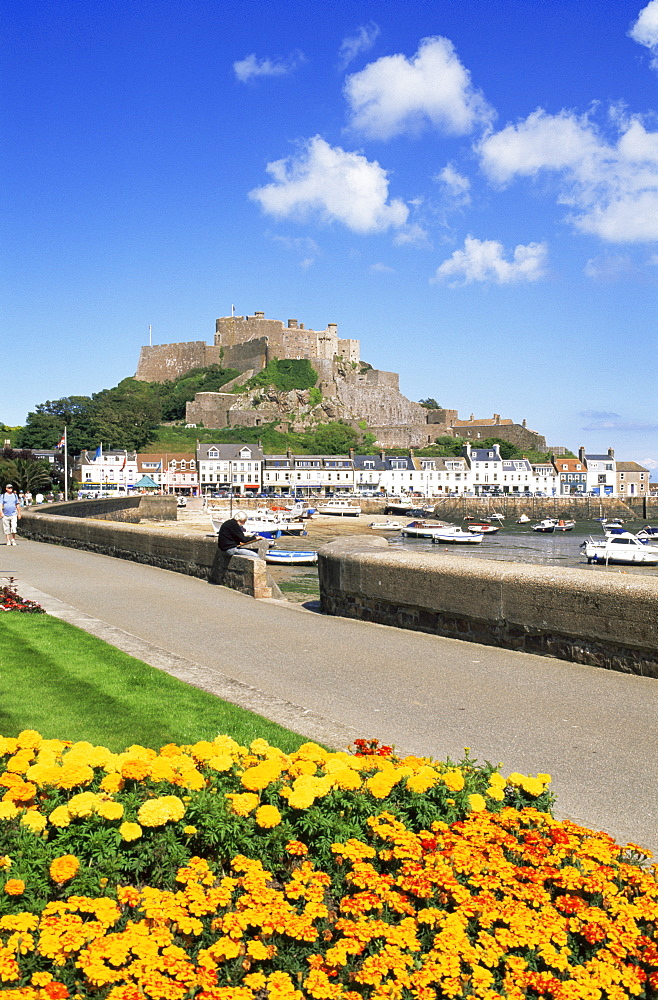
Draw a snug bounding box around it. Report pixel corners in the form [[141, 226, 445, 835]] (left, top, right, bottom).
[[217, 510, 260, 559]]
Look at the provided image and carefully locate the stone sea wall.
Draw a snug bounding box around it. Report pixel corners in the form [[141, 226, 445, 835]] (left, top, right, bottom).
[[317, 535, 658, 677]]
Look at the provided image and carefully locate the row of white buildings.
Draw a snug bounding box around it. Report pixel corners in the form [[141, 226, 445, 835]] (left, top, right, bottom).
[[73, 443, 650, 499]]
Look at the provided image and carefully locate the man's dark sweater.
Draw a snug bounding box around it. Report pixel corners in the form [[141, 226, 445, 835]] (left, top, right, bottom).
[[218, 518, 255, 552]]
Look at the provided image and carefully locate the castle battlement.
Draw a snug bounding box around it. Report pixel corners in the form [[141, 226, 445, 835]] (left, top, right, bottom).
[[215, 311, 360, 369]]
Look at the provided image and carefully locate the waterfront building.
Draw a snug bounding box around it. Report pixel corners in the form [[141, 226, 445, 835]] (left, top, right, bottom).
[[532, 461, 560, 495], [556, 457, 588, 495], [76, 449, 138, 493], [616, 461, 649, 497], [500, 456, 534, 493], [197, 444, 263, 496], [136, 453, 199, 495], [263, 454, 355, 495], [580, 446, 616, 496], [464, 443, 504, 495]]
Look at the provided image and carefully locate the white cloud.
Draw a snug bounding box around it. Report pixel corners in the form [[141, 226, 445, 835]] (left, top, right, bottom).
[[432, 235, 548, 286], [630, 0, 658, 68], [393, 223, 431, 247], [344, 36, 493, 140], [435, 163, 472, 207], [580, 410, 658, 431], [478, 108, 658, 242], [269, 233, 320, 267], [249, 136, 409, 234], [641, 457, 658, 470], [584, 252, 633, 280], [338, 22, 380, 70], [233, 50, 304, 83], [370, 262, 395, 273]]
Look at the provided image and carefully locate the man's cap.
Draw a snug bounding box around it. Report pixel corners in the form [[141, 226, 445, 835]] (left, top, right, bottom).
[[5, 484, 12, 488]]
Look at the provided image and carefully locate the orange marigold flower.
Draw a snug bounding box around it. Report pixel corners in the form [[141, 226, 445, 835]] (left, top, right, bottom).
[[121, 759, 151, 781], [286, 841, 309, 856], [255, 804, 282, 828], [49, 854, 80, 884], [4, 879, 25, 896]]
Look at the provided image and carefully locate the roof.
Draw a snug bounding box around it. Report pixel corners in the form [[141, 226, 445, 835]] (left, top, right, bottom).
[[616, 462, 649, 472], [197, 443, 264, 461], [453, 417, 514, 426], [134, 475, 159, 488], [138, 452, 195, 462]]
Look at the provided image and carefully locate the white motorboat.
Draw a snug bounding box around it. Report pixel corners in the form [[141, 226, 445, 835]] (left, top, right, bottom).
[[265, 549, 318, 565], [402, 520, 456, 538], [368, 520, 404, 531], [467, 521, 501, 534], [553, 519, 576, 532], [532, 519, 558, 533], [316, 500, 361, 516], [211, 515, 288, 539], [516, 514, 531, 524], [582, 532, 658, 565], [432, 527, 484, 544], [637, 525, 658, 541]]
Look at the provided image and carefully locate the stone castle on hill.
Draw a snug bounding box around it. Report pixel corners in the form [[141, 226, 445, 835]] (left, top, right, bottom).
[[134, 310, 546, 451]]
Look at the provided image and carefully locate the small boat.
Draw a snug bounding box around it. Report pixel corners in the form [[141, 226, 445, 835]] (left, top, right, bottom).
[[553, 519, 575, 532], [532, 519, 558, 533], [597, 517, 624, 528], [490, 513, 505, 521], [636, 525, 658, 541], [368, 520, 404, 531], [211, 516, 287, 539], [516, 514, 531, 524], [432, 527, 484, 544], [316, 500, 361, 516], [467, 521, 501, 534], [265, 549, 318, 565], [582, 532, 658, 566], [402, 520, 455, 538]]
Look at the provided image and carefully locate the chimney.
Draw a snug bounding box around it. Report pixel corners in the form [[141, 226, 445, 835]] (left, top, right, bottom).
[[327, 323, 337, 333], [287, 319, 298, 328], [409, 449, 415, 458], [349, 448, 354, 459], [380, 449, 386, 461], [579, 446, 585, 462], [494, 414, 500, 423], [608, 447, 615, 458], [522, 418, 527, 428]]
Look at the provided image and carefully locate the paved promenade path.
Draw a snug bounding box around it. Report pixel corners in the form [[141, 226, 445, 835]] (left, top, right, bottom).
[[5, 538, 657, 855]]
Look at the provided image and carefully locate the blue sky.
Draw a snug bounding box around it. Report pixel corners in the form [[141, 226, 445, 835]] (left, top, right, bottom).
[[3, 0, 658, 468]]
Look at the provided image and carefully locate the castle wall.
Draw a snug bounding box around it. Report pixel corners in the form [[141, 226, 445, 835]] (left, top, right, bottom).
[[338, 338, 360, 363], [185, 392, 234, 427], [215, 313, 360, 369], [135, 342, 220, 382], [221, 338, 268, 374], [369, 425, 442, 448], [426, 408, 458, 426], [336, 382, 427, 426], [452, 422, 546, 451]]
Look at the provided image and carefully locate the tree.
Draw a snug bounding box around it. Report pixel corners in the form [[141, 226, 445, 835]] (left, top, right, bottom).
[[480, 437, 521, 460], [16, 396, 96, 451], [419, 398, 441, 409], [0, 450, 53, 493], [433, 436, 465, 456]]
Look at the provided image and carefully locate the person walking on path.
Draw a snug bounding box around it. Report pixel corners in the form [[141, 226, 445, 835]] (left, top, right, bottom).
[[217, 509, 260, 559], [1, 484, 21, 545]]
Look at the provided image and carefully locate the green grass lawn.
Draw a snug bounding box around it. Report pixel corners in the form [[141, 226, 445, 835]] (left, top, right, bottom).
[[0, 613, 310, 753]]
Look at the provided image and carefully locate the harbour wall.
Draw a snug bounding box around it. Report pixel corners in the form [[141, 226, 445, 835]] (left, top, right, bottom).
[[19, 508, 280, 600], [317, 536, 658, 678]]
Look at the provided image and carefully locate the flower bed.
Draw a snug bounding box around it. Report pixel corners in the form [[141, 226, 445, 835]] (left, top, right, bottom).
[[0, 586, 44, 613], [0, 731, 655, 999]]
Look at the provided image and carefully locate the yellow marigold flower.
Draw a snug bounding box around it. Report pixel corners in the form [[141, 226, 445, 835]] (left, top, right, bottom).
[[20, 810, 47, 833], [506, 772, 525, 787], [487, 786, 505, 801], [6, 749, 35, 773], [137, 800, 169, 827], [57, 763, 94, 789], [67, 791, 100, 818], [467, 794, 487, 812], [161, 794, 186, 820], [294, 742, 328, 763], [5, 779, 36, 803], [289, 758, 317, 777], [286, 841, 308, 856], [0, 737, 19, 755], [537, 773, 552, 784], [0, 856, 11, 870], [99, 772, 124, 794], [331, 767, 362, 791], [406, 766, 439, 794], [207, 753, 233, 772], [244, 972, 268, 990], [48, 805, 71, 827], [96, 800, 124, 821], [255, 804, 282, 828], [25, 763, 62, 786], [226, 792, 259, 816], [31, 972, 54, 986], [16, 729, 42, 750], [520, 776, 545, 797], [0, 802, 19, 821], [49, 853, 80, 883], [183, 825, 197, 836], [119, 821, 142, 842], [241, 761, 283, 791], [443, 769, 465, 792], [4, 879, 25, 896], [488, 771, 506, 787], [366, 772, 399, 799], [287, 789, 316, 810], [121, 758, 151, 781], [247, 939, 271, 960]]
